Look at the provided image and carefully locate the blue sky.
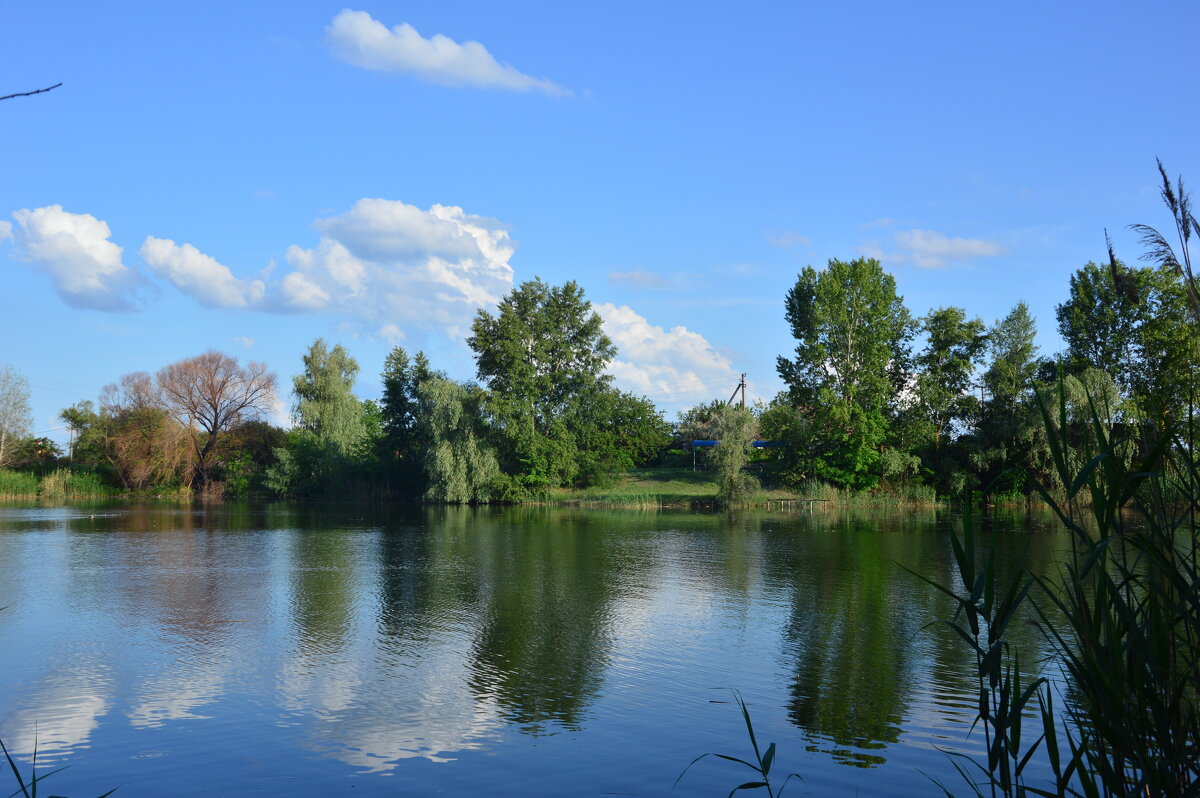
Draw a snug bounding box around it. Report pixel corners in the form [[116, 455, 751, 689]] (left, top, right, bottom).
[[3, 1, 1198, 445]]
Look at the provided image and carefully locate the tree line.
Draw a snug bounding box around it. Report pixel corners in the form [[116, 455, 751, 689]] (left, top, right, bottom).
[[2, 172, 1195, 504]]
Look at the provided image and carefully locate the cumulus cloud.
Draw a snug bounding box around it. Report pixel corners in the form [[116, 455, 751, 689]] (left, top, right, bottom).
[[596, 303, 749, 411], [140, 237, 266, 308], [327, 9, 568, 96], [9, 205, 140, 311], [277, 199, 515, 338], [0, 220, 11, 242], [893, 228, 1006, 269]]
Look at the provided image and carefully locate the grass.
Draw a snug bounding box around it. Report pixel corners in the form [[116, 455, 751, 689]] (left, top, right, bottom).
[[0, 469, 39, 500], [0, 468, 116, 501], [548, 466, 941, 510]]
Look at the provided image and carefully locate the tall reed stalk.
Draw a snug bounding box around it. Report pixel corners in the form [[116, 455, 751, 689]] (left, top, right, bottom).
[[929, 378, 1199, 797]]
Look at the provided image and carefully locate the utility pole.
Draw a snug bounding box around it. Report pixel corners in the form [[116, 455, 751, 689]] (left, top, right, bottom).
[[726, 373, 746, 409]]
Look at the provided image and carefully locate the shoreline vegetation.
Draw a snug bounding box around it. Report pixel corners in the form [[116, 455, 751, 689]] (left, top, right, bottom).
[[0, 463, 1024, 511]]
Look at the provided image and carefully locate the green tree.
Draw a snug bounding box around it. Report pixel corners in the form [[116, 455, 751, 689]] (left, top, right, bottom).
[[267, 339, 366, 496], [904, 307, 987, 496], [0, 364, 33, 468], [292, 339, 365, 451], [1055, 260, 1143, 391], [418, 377, 500, 504], [675, 399, 725, 444], [568, 389, 672, 484], [912, 307, 987, 451], [712, 406, 759, 505], [1056, 260, 1198, 424], [468, 278, 616, 490], [379, 346, 435, 493], [60, 400, 102, 466], [775, 258, 914, 489], [975, 302, 1041, 496]]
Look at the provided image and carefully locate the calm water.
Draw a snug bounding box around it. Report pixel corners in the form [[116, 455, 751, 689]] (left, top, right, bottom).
[[0, 503, 1071, 796]]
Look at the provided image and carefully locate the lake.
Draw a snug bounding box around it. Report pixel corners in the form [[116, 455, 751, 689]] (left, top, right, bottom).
[[0, 502, 1070, 796]]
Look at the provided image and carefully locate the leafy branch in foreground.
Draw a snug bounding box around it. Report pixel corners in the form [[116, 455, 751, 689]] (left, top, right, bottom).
[[675, 691, 800, 797]]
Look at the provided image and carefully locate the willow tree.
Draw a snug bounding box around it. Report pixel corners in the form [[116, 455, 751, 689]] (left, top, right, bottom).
[[267, 339, 366, 496], [418, 377, 499, 504], [712, 406, 759, 505], [775, 257, 914, 489]]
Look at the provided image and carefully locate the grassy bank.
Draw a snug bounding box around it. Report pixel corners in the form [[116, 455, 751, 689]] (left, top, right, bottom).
[[0, 468, 114, 501], [547, 466, 941, 509]]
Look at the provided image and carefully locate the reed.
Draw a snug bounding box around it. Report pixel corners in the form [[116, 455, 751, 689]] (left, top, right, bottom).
[[927, 378, 1200, 796], [1026, 380, 1200, 796], [0, 469, 39, 499], [1, 735, 116, 797], [675, 690, 801, 797], [908, 516, 1047, 797]]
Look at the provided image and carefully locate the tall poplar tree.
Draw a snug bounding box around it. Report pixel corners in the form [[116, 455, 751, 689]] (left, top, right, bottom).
[[775, 258, 914, 489], [468, 278, 616, 490]]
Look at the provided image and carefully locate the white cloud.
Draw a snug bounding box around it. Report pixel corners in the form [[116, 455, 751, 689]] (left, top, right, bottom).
[[609, 270, 670, 289], [9, 205, 140, 311], [140, 237, 265, 308], [859, 228, 1007, 269], [277, 199, 515, 338], [767, 231, 812, 248], [113, 198, 513, 341], [893, 228, 1006, 269], [861, 217, 895, 229], [234, 336, 255, 348], [327, 9, 568, 96], [596, 303, 750, 411], [0, 220, 11, 242]]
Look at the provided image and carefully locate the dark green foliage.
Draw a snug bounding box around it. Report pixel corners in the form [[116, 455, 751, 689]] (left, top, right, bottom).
[[1056, 260, 1198, 424], [215, 419, 284, 496], [913, 307, 987, 451], [903, 307, 987, 496], [379, 347, 435, 495], [567, 389, 672, 485], [1055, 260, 1143, 389]]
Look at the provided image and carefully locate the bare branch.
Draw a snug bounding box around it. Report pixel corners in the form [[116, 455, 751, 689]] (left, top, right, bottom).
[[0, 83, 63, 102]]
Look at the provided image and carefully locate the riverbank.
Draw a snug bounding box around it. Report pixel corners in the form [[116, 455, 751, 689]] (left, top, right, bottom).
[[543, 466, 942, 509], [0, 465, 944, 509]]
